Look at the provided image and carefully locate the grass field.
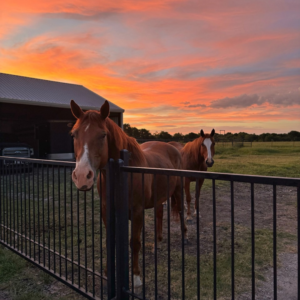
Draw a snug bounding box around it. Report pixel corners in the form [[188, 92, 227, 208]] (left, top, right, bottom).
[[0, 143, 299, 300]]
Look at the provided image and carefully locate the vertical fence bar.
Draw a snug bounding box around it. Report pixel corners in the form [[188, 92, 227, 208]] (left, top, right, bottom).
[[42, 164, 45, 267], [52, 165, 56, 273], [142, 172, 146, 299], [0, 163, 3, 242], [64, 166, 68, 281], [12, 164, 15, 248], [23, 163, 26, 255], [33, 163, 36, 260], [130, 172, 134, 295], [91, 187, 95, 297], [181, 176, 185, 300], [196, 178, 200, 300], [154, 174, 158, 300], [0, 162, 2, 242], [213, 178, 217, 300], [99, 169, 104, 300], [84, 191, 87, 292], [231, 181, 235, 300], [17, 163, 20, 251], [167, 175, 171, 300], [106, 159, 116, 299], [297, 183, 300, 300], [77, 189, 80, 289], [37, 164, 40, 264], [251, 182, 255, 300], [70, 167, 74, 284], [28, 163, 31, 258], [116, 150, 129, 300], [76, 189, 81, 289], [273, 184, 277, 300], [4, 164, 7, 245], [47, 164, 50, 270], [9, 163, 12, 246], [58, 166, 61, 277]]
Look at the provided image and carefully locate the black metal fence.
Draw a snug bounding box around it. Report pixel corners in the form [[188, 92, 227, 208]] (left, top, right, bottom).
[[1, 152, 300, 300]]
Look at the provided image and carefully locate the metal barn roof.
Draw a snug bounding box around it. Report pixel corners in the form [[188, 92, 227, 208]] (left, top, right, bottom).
[[0, 73, 124, 113]]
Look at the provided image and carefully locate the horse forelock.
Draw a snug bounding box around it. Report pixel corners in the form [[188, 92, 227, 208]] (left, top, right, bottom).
[[71, 110, 101, 134]]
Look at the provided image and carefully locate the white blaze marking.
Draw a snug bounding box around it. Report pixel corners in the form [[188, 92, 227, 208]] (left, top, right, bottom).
[[76, 143, 91, 169], [85, 124, 90, 132], [203, 138, 212, 162]]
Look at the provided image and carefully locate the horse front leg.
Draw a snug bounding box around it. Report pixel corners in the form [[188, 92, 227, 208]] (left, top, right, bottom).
[[156, 204, 164, 243], [194, 178, 204, 216], [173, 184, 188, 244], [184, 178, 193, 222], [130, 210, 143, 288]]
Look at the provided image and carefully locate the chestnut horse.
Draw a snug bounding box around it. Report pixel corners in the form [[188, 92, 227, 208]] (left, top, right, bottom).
[[169, 129, 215, 220], [70, 100, 187, 287]]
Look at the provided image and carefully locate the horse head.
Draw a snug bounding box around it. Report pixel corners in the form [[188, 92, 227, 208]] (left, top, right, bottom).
[[200, 129, 215, 167], [70, 100, 110, 191]]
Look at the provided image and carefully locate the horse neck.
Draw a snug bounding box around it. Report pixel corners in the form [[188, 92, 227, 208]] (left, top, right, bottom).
[[106, 119, 146, 166]]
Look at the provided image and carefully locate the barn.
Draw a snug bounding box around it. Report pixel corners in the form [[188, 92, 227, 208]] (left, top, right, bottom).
[[0, 73, 124, 160]]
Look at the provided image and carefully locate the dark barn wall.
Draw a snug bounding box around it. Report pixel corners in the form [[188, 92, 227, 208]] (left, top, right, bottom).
[[48, 122, 73, 154], [0, 102, 121, 159]]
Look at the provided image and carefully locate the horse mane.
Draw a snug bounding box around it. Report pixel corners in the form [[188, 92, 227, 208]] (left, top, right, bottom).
[[105, 117, 146, 166]]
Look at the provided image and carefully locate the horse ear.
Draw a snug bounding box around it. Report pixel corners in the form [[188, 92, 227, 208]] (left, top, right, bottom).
[[200, 129, 205, 137], [70, 100, 84, 119], [100, 100, 110, 120], [211, 129, 215, 137]]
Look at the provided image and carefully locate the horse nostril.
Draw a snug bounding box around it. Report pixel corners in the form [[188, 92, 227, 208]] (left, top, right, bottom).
[[73, 170, 77, 180], [87, 170, 93, 180]]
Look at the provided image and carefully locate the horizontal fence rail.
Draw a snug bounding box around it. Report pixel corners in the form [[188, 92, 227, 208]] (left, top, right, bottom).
[[1, 153, 300, 300]]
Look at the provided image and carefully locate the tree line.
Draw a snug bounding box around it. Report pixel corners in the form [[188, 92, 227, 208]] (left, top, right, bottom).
[[123, 124, 300, 142]]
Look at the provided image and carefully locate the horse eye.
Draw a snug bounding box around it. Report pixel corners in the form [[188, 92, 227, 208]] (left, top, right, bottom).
[[99, 133, 107, 139]]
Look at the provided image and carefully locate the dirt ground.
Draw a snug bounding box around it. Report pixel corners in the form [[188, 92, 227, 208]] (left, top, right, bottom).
[[138, 181, 298, 299], [239, 252, 297, 300]]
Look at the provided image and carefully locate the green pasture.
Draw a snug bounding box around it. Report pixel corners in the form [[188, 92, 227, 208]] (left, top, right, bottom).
[[213, 143, 300, 177]]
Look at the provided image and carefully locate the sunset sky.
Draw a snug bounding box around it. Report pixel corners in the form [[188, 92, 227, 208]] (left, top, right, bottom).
[[1, 0, 299, 134]]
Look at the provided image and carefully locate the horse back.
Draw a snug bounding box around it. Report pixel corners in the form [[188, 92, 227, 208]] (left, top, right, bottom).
[[168, 141, 184, 152], [141, 141, 182, 170]]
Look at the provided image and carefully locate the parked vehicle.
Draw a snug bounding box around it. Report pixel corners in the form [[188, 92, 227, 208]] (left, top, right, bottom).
[[0, 133, 34, 168]]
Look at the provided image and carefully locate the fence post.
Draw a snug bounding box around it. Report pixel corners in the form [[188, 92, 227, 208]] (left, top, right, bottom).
[[115, 150, 129, 300], [106, 159, 116, 300]]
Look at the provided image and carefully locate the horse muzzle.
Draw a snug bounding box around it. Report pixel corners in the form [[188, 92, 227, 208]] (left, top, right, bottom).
[[206, 158, 214, 167], [72, 168, 96, 191]]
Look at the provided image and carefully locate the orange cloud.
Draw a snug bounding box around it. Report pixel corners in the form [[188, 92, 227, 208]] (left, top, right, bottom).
[[1, 0, 299, 134]]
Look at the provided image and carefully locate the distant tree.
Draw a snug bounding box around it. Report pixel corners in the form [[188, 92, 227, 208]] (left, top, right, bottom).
[[288, 131, 300, 141], [139, 128, 152, 139], [123, 123, 132, 136], [173, 133, 184, 140], [157, 131, 173, 140], [131, 127, 140, 138], [185, 132, 199, 140]]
